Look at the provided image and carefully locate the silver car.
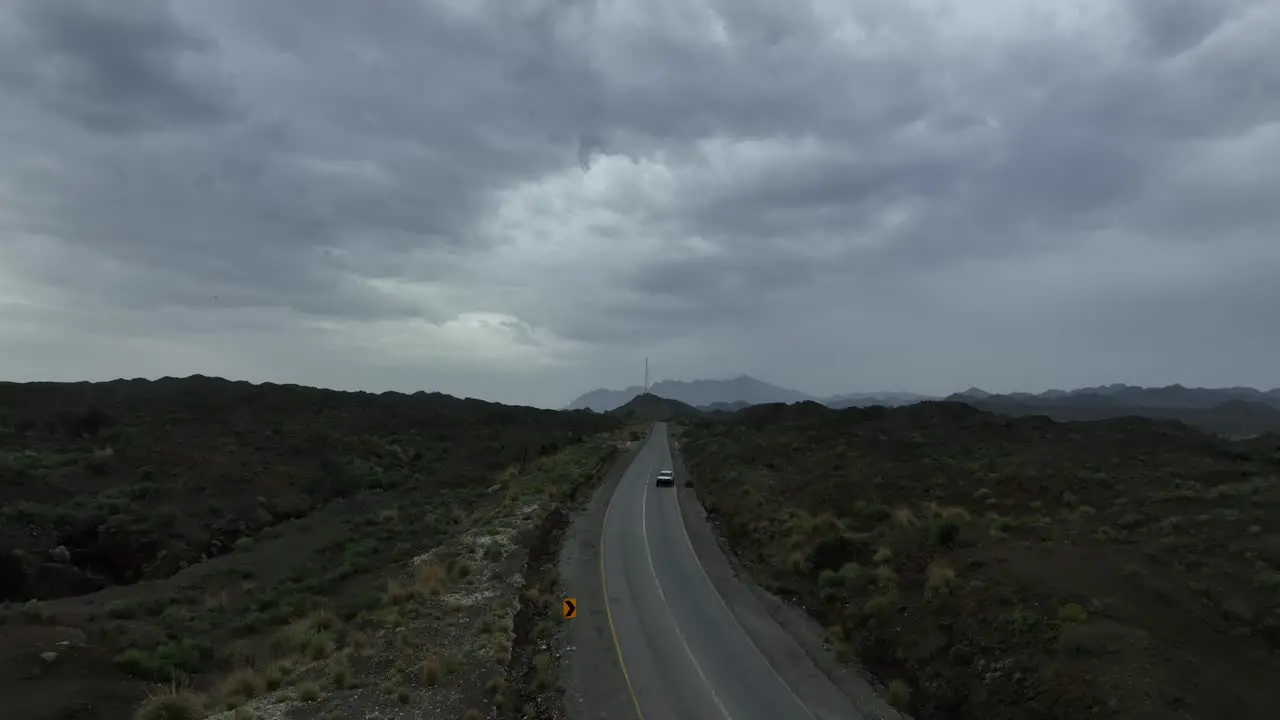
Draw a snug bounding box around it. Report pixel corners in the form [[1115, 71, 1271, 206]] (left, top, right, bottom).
[[655, 469, 675, 487]]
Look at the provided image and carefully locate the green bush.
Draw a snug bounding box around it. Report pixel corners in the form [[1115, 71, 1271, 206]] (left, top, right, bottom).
[[113, 638, 212, 681], [133, 687, 204, 720], [1057, 603, 1088, 624], [106, 599, 141, 619]]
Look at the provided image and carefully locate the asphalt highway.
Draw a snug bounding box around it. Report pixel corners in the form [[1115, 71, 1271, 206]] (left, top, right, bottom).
[[600, 422, 869, 720]]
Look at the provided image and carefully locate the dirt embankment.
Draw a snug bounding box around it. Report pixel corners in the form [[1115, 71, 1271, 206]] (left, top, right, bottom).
[[0, 376, 627, 720], [502, 445, 619, 720], [678, 401, 1280, 720]]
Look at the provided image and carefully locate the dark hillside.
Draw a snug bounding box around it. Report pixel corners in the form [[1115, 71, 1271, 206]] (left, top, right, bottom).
[[677, 402, 1280, 720], [607, 393, 704, 423], [953, 391, 1280, 438], [0, 376, 625, 720], [0, 376, 608, 600]]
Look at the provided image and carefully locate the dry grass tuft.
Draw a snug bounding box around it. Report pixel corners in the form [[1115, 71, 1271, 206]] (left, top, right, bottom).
[[925, 560, 957, 600], [887, 678, 912, 710], [133, 684, 205, 720], [421, 657, 441, 686]]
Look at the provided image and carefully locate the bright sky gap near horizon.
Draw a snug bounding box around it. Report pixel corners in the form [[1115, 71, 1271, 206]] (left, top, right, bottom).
[[1, 0, 1277, 409]]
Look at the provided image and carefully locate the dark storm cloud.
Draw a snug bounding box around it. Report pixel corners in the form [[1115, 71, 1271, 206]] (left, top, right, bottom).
[[569, 250, 821, 344], [2, 0, 1278, 405], [0, 0, 606, 319], [592, 0, 1280, 311], [2, 0, 238, 133], [1125, 0, 1236, 58]]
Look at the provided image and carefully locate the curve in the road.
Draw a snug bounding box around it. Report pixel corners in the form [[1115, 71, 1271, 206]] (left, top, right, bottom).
[[599, 470, 652, 720], [599, 423, 867, 720]]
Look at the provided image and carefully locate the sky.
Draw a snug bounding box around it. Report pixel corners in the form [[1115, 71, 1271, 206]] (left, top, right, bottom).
[[1, 0, 1278, 409]]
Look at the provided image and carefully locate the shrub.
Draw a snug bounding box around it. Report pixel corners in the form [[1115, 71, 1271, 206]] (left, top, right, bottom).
[[22, 599, 50, 621], [930, 519, 961, 548], [442, 654, 462, 675], [421, 658, 441, 686], [864, 592, 899, 616], [330, 660, 350, 688], [262, 664, 285, 691], [133, 685, 204, 720], [924, 560, 957, 600], [892, 507, 919, 528], [221, 668, 263, 700], [1057, 624, 1107, 657], [1057, 603, 1088, 624], [886, 679, 912, 710], [485, 676, 507, 697]]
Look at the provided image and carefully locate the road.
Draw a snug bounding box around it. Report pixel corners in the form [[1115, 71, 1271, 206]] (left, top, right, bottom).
[[599, 422, 871, 720]]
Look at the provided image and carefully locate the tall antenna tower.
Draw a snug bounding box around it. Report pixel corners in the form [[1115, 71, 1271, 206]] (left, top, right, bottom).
[[644, 357, 649, 394]]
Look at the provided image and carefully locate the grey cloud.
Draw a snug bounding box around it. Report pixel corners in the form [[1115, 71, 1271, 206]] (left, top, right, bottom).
[[1, 0, 608, 321], [1, 0, 1278, 405], [3, 0, 238, 133], [615, 0, 1280, 309], [571, 254, 811, 344], [682, 135, 992, 244], [1125, 0, 1237, 58]]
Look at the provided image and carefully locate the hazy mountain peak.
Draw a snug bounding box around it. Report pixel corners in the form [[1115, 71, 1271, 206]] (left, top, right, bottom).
[[566, 375, 932, 412]]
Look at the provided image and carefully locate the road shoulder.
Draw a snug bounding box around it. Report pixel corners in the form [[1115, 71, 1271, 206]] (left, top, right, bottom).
[[558, 432, 648, 720], [668, 431, 905, 720]]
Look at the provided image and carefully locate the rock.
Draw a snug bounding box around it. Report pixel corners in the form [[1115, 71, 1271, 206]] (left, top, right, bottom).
[[48, 546, 71, 564], [40, 651, 58, 663], [1221, 597, 1256, 624]]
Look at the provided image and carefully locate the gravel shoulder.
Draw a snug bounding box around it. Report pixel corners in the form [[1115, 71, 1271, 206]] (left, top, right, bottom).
[[558, 433, 647, 720]]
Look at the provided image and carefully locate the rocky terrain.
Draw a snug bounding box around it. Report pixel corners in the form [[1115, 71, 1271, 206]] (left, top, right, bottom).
[[0, 376, 633, 720], [677, 401, 1280, 720]]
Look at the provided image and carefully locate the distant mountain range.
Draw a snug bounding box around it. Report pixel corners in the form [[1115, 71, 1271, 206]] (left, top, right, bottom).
[[565, 375, 932, 412], [948, 383, 1280, 409], [948, 384, 1280, 438], [566, 378, 1280, 438]]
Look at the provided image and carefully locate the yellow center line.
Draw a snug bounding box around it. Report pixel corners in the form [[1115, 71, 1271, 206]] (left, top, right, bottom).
[[600, 443, 647, 720]]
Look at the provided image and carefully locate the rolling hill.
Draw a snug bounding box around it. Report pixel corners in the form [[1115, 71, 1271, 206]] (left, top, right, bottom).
[[676, 400, 1280, 720], [606, 393, 705, 422], [566, 375, 931, 412], [950, 385, 1280, 438], [568, 376, 1280, 437], [951, 383, 1280, 409]]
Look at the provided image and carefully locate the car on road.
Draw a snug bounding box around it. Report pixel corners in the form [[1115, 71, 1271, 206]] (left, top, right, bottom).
[[655, 469, 675, 487]]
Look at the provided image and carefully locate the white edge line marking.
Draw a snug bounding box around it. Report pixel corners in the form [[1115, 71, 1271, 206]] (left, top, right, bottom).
[[641, 450, 735, 720], [665, 427, 821, 720]]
